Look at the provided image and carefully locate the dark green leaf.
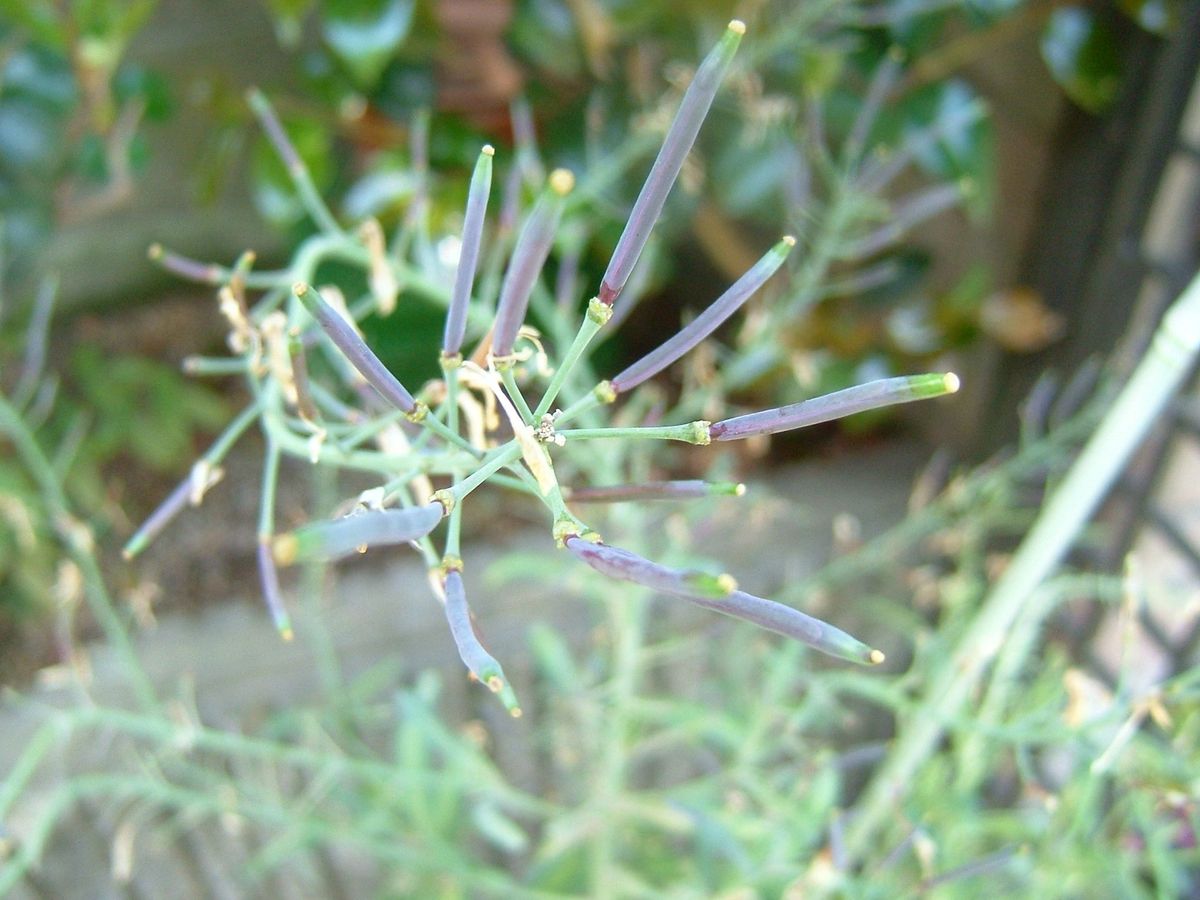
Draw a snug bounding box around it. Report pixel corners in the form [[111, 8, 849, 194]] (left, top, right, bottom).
[[1040, 6, 1122, 113], [1116, 0, 1183, 34]]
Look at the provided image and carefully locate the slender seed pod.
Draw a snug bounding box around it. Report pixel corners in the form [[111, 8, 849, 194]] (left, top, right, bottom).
[[599, 20, 745, 306], [123, 463, 224, 560], [274, 502, 444, 565], [444, 145, 495, 355], [709, 373, 960, 441], [122, 476, 192, 561], [694, 590, 883, 665], [564, 480, 745, 503], [565, 537, 881, 664], [611, 236, 794, 394], [491, 169, 574, 359], [257, 539, 293, 641], [293, 282, 416, 414], [565, 536, 737, 600], [442, 570, 521, 716]]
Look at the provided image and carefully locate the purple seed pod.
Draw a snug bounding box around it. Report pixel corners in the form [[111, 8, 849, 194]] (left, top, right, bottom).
[[565, 480, 745, 503], [610, 235, 794, 394], [692, 590, 883, 665], [442, 570, 521, 716], [709, 373, 960, 441], [565, 537, 881, 664], [257, 539, 294, 640], [444, 145, 495, 356], [122, 475, 192, 560], [147, 244, 224, 284], [491, 169, 574, 358], [565, 536, 736, 600], [274, 502, 444, 565], [599, 20, 745, 306], [293, 282, 416, 414]]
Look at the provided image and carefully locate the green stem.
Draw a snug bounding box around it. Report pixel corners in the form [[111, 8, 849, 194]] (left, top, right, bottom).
[[844, 271, 1200, 862], [499, 364, 536, 424], [534, 298, 610, 420], [0, 394, 158, 713], [446, 442, 524, 504], [559, 422, 711, 445]]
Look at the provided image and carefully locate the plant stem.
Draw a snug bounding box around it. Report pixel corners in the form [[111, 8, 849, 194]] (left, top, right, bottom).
[[0, 394, 158, 712], [844, 271, 1200, 861], [534, 299, 610, 420], [559, 422, 710, 444], [499, 364, 536, 424]]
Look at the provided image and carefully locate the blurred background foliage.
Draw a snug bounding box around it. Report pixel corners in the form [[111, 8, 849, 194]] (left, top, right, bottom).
[[1, 1, 1198, 894]]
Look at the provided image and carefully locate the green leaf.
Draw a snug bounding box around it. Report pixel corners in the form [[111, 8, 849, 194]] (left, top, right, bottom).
[[321, 0, 415, 89], [1040, 6, 1122, 113], [113, 65, 173, 121], [1116, 0, 1183, 34], [899, 80, 995, 218]]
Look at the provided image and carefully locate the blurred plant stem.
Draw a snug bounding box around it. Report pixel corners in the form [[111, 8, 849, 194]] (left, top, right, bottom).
[[0, 394, 158, 713], [845, 269, 1200, 861]]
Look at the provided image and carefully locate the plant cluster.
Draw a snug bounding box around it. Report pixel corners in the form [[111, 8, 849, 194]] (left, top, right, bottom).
[[124, 21, 958, 714]]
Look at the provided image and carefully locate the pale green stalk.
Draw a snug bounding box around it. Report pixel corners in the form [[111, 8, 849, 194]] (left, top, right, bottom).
[[844, 271, 1200, 861], [0, 395, 158, 713], [534, 297, 611, 419]]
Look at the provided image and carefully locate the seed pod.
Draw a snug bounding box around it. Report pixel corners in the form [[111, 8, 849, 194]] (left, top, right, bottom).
[[274, 502, 444, 564], [565, 536, 882, 664], [565, 536, 736, 600], [599, 20, 746, 306], [257, 539, 293, 640], [491, 169, 574, 359], [709, 373, 960, 441], [694, 590, 883, 665], [564, 480, 745, 503], [444, 145, 494, 355], [611, 236, 794, 394], [442, 570, 521, 716], [293, 282, 417, 414]]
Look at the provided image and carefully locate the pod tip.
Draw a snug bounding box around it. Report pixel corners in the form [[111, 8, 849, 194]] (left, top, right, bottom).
[[728, 19, 746, 35], [549, 168, 575, 196], [869, 649, 886, 665], [781, 234, 797, 247], [944, 372, 961, 394], [482, 144, 495, 157]]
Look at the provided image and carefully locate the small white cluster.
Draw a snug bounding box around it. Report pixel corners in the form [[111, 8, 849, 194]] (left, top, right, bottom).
[[534, 411, 566, 447]]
